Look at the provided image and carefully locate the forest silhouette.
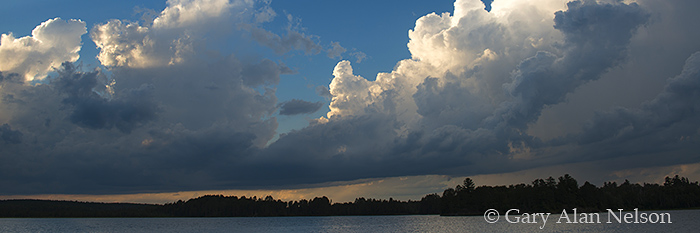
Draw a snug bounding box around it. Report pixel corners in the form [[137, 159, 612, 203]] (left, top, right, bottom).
[[1, 174, 699, 217]]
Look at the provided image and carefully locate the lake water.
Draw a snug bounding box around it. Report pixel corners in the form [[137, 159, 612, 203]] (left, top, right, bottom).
[[1, 209, 697, 232]]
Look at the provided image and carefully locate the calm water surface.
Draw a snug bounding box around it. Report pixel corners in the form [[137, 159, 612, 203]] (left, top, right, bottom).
[[1, 209, 697, 232]]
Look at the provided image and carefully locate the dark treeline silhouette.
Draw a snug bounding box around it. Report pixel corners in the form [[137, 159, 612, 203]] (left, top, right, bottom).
[[0, 195, 440, 217], [1, 175, 699, 217], [441, 174, 700, 215], [162, 195, 441, 217], [0, 200, 163, 217]]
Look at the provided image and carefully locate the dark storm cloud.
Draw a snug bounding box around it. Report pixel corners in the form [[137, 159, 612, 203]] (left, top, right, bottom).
[[0, 72, 23, 105], [278, 99, 323, 115], [487, 0, 649, 131], [2, 0, 699, 196], [252, 0, 654, 186], [54, 63, 158, 133], [576, 51, 700, 149], [0, 0, 287, 195], [0, 124, 22, 144], [0, 72, 21, 83], [256, 114, 405, 185], [413, 75, 493, 130], [0, 56, 287, 195]]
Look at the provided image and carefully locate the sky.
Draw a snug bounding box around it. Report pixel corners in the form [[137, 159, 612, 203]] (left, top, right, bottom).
[[1, 0, 700, 204]]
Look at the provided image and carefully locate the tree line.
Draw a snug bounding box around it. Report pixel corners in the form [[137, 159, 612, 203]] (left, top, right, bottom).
[[1, 174, 698, 217], [440, 174, 700, 215]]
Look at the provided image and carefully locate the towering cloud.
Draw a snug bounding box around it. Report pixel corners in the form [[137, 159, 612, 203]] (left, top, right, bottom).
[[91, 0, 329, 68], [0, 18, 86, 81], [285, 0, 684, 184], [489, 0, 650, 130], [91, 0, 247, 67], [1, 0, 699, 196], [0, 0, 290, 194]]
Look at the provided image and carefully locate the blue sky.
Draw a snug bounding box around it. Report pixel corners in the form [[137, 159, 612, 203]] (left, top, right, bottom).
[[2, 0, 700, 203], [0, 0, 455, 88], [1, 0, 455, 136]]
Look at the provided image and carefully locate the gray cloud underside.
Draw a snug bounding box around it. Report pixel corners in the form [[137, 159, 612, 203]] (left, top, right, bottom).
[[0, 123, 22, 144], [1, 0, 699, 195], [278, 99, 323, 115]]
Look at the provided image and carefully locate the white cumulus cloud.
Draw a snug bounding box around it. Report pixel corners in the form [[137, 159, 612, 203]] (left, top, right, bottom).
[[92, 0, 253, 68], [2, 0, 700, 195], [0, 18, 86, 81]]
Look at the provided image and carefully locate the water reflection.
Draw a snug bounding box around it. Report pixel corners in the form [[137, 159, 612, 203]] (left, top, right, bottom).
[[0, 209, 696, 232]]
